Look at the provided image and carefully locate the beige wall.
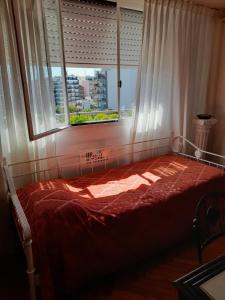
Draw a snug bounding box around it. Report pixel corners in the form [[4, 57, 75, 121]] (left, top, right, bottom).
[[108, 0, 144, 11], [211, 24, 225, 156], [56, 119, 133, 156], [109, 0, 225, 11]]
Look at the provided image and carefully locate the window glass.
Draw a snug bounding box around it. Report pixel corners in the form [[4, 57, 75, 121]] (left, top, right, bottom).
[[120, 67, 138, 118], [12, 0, 68, 140], [61, 0, 118, 124], [44, 0, 68, 126], [119, 7, 143, 119], [54, 67, 118, 124], [14, 0, 144, 136]]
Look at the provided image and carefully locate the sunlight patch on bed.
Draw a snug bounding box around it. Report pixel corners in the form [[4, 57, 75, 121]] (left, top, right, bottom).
[[80, 194, 92, 199], [37, 182, 55, 191], [64, 184, 82, 192], [142, 172, 161, 182], [153, 161, 187, 177], [153, 166, 177, 176], [87, 174, 152, 198], [39, 182, 45, 190], [170, 161, 188, 171]]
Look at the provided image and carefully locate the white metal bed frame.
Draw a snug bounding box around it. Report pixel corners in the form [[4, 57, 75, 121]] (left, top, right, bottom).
[[3, 136, 225, 300]]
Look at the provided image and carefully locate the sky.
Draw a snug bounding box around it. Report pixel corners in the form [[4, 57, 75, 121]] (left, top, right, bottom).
[[52, 67, 102, 77]]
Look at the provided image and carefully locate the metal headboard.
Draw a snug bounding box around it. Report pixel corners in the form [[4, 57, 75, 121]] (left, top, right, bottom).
[[172, 136, 225, 169], [6, 137, 171, 188]]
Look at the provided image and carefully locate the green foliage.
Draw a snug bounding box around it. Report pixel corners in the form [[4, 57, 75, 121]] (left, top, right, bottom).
[[55, 105, 64, 114], [94, 113, 109, 120], [70, 114, 93, 124], [108, 113, 119, 119], [70, 113, 119, 125], [82, 108, 92, 112], [68, 103, 78, 113]]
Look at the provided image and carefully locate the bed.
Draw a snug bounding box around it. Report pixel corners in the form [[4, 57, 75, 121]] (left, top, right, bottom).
[[4, 136, 225, 300]]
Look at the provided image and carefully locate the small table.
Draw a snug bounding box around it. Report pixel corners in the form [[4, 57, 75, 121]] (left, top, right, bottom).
[[174, 255, 225, 300]]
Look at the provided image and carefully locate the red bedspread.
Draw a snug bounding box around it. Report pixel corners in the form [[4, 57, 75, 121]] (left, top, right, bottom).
[[17, 154, 225, 299]]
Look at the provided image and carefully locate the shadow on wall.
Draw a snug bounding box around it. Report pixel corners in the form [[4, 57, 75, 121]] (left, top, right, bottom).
[[210, 25, 225, 159]]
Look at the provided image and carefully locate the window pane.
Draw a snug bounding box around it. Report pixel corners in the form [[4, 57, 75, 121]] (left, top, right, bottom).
[[43, 0, 68, 126], [13, 0, 57, 137], [120, 7, 143, 119], [61, 0, 117, 66], [12, 0, 68, 139], [61, 0, 118, 125], [120, 67, 138, 118], [52, 67, 67, 125], [64, 67, 118, 125]]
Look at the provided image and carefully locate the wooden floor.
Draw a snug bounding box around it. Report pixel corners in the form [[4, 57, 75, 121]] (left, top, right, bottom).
[[1, 237, 225, 300]]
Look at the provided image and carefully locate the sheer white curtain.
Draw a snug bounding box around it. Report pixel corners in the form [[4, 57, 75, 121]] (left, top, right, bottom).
[[11, 0, 67, 139], [0, 0, 56, 170], [132, 0, 218, 142]]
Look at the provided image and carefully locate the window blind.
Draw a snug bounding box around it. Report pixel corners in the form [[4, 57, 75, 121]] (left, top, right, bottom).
[[120, 7, 143, 67], [44, 0, 143, 67], [61, 0, 117, 66], [43, 0, 65, 65]]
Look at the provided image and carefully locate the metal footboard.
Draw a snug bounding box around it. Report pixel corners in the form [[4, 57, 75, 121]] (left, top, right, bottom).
[[3, 163, 37, 300]]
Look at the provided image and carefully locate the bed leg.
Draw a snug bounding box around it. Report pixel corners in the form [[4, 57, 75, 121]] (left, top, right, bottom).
[[24, 240, 37, 300]]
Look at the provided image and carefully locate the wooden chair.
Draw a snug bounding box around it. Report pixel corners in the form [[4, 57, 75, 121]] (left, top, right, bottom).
[[193, 191, 225, 265]]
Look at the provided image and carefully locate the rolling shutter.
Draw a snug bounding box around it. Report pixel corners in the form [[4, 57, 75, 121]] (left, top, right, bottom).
[[61, 0, 117, 66], [120, 7, 143, 67], [44, 0, 143, 67], [43, 0, 65, 66]]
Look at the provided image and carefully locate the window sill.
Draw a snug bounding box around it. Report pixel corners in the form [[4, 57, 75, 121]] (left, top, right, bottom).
[[70, 119, 119, 126]]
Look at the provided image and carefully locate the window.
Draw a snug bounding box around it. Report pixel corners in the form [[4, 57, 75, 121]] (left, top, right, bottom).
[[49, 0, 143, 125], [119, 7, 143, 118], [12, 0, 68, 139], [61, 0, 118, 125], [65, 67, 118, 124], [13, 0, 143, 138]]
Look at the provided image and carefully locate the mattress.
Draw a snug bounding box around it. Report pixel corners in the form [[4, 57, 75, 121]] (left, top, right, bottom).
[[17, 154, 225, 299]]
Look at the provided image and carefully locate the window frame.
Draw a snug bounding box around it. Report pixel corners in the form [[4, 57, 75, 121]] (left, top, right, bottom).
[[11, 0, 69, 141], [13, 0, 142, 140], [60, 0, 121, 126]]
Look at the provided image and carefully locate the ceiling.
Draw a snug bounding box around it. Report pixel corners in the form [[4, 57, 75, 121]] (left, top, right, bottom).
[[193, 0, 225, 8], [110, 0, 225, 11]]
